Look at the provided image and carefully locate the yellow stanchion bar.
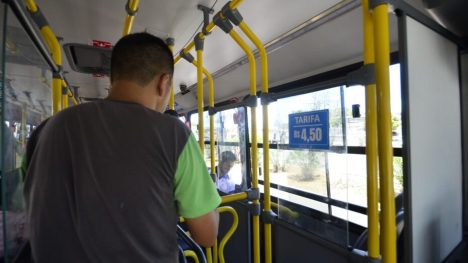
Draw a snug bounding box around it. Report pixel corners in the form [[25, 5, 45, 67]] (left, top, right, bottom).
[[52, 78, 62, 113], [237, 20, 273, 263], [227, 29, 260, 263], [210, 111, 215, 174], [25, 1, 63, 114], [206, 247, 213, 263], [178, 51, 213, 160], [221, 192, 248, 204], [184, 250, 200, 263], [122, 0, 140, 36], [204, 60, 216, 179], [362, 0, 380, 259], [25, 0, 38, 12], [174, 56, 182, 65], [213, 240, 218, 263], [41, 26, 62, 114], [372, 3, 396, 263], [62, 80, 79, 106], [229, 0, 244, 10], [168, 40, 175, 110], [69, 92, 79, 106], [189, 59, 215, 181], [196, 46, 205, 152], [217, 206, 239, 263]]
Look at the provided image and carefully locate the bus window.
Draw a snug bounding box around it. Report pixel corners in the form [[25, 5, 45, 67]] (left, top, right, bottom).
[[1, 8, 53, 258], [345, 64, 403, 148], [251, 65, 403, 245], [214, 107, 249, 194], [189, 107, 249, 194]]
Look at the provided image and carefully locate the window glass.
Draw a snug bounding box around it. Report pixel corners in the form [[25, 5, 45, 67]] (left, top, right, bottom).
[[345, 64, 402, 147], [250, 87, 345, 147], [253, 67, 404, 243], [190, 108, 249, 194], [258, 148, 328, 197], [214, 108, 249, 194], [189, 111, 210, 142], [1, 9, 53, 258]]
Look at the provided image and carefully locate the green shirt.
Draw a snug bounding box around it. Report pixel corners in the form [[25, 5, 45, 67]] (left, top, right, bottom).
[[175, 134, 221, 218]]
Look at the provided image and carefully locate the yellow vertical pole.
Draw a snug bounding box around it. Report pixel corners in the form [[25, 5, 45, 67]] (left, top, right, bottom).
[[204, 65, 216, 182], [41, 27, 62, 114], [63, 80, 79, 106], [167, 38, 175, 110], [25, 0, 38, 12], [238, 20, 272, 263], [206, 248, 213, 263], [190, 59, 217, 263], [228, 30, 260, 263], [372, 3, 396, 263], [122, 0, 140, 36], [213, 240, 218, 263], [25, 1, 62, 114], [362, 0, 380, 259], [195, 34, 205, 152], [52, 78, 62, 113]]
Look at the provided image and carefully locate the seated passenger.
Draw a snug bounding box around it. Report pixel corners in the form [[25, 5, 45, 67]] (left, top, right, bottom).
[[24, 32, 221, 263], [216, 151, 239, 194]]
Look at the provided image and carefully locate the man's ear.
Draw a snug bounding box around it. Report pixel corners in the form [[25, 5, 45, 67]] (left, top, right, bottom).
[[156, 73, 171, 97]]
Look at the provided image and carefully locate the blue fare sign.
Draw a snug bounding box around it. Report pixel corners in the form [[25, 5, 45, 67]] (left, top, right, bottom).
[[288, 110, 329, 149]]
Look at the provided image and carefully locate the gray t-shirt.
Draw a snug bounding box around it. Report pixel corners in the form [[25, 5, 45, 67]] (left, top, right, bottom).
[[24, 99, 220, 263]]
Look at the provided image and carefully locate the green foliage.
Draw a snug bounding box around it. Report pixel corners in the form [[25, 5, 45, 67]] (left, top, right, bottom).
[[286, 150, 323, 181], [393, 157, 403, 187], [392, 115, 401, 131]]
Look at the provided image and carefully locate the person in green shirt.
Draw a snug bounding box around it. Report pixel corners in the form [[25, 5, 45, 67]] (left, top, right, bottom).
[[24, 32, 221, 263]]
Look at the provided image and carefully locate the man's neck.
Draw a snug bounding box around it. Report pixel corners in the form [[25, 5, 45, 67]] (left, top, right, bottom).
[[108, 81, 157, 110]]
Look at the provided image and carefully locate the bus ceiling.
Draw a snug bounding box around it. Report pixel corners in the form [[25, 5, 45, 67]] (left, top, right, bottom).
[[32, 0, 461, 112]]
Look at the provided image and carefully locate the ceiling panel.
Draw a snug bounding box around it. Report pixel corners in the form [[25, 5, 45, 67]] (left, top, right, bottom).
[[34, 0, 342, 99]]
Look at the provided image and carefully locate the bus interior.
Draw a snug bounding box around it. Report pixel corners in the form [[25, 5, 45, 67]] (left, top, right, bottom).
[[0, 0, 467, 262]]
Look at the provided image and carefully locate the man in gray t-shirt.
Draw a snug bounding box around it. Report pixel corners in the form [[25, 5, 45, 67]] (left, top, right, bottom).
[[24, 33, 221, 263]]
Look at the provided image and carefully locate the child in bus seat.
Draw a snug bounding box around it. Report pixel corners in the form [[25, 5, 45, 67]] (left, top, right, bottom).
[[216, 151, 239, 194]]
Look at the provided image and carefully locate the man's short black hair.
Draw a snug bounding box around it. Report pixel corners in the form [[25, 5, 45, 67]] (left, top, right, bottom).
[[111, 32, 174, 86]]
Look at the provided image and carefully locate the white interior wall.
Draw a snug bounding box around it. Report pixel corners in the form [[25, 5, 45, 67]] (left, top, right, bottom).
[[405, 16, 462, 263]]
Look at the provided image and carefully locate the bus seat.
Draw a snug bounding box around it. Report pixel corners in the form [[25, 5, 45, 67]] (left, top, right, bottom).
[[176, 224, 206, 263], [352, 193, 405, 262]]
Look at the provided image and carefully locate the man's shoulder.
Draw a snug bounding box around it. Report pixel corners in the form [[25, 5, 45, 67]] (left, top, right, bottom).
[[52, 100, 98, 117]]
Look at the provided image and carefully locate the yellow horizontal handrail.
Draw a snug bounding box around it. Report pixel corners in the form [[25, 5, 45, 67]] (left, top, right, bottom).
[[221, 192, 248, 204]]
